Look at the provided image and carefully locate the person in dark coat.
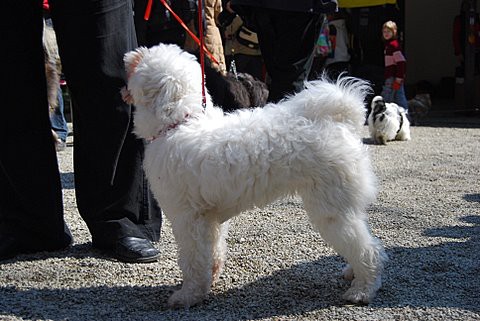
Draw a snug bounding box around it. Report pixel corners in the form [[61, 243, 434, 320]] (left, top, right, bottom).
[[1, 0, 162, 263], [230, 0, 338, 102]]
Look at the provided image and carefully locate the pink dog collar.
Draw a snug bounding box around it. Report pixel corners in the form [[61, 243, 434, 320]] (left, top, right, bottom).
[[147, 113, 190, 142]]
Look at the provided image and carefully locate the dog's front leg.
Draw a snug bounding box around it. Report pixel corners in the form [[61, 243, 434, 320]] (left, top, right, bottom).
[[212, 221, 229, 285], [168, 212, 224, 308]]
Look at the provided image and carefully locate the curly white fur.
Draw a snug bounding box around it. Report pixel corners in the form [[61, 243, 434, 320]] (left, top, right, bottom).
[[124, 44, 387, 308], [368, 96, 411, 145]]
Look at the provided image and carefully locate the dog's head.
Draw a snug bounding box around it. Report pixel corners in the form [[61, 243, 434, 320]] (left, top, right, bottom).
[[236, 73, 269, 107], [124, 44, 211, 139], [371, 96, 387, 116]]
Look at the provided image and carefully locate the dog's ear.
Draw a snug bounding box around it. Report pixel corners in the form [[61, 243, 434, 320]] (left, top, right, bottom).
[[124, 47, 149, 79], [375, 103, 387, 114]]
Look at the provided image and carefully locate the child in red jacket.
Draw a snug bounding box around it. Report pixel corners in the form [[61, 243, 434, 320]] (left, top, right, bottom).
[[381, 20, 408, 110]]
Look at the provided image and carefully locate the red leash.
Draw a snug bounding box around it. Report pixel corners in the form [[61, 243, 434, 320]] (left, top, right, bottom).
[[196, 0, 206, 107], [144, 0, 219, 66]]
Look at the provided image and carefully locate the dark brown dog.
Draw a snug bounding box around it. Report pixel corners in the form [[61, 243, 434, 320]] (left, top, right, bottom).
[[203, 62, 268, 112]]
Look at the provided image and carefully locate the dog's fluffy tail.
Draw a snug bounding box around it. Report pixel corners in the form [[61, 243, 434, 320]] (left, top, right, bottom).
[[284, 76, 371, 133]]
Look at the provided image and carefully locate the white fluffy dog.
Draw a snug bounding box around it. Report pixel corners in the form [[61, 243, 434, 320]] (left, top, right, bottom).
[[123, 44, 387, 308], [368, 96, 411, 145]]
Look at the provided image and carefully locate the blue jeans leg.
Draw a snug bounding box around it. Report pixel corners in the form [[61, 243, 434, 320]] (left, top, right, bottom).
[[381, 77, 409, 111], [395, 84, 409, 111], [50, 87, 68, 142]]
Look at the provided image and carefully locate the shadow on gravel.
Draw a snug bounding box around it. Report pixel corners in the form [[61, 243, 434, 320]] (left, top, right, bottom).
[[414, 117, 480, 129], [60, 172, 75, 189], [1, 217, 478, 320], [208, 212, 480, 318], [464, 193, 480, 203], [362, 137, 375, 145], [205, 256, 350, 319], [2, 230, 478, 321], [376, 214, 480, 313], [0, 256, 350, 321], [0, 244, 120, 265], [0, 284, 176, 320]]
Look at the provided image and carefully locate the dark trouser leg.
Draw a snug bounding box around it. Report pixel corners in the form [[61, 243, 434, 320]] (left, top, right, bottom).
[[0, 1, 71, 249], [234, 54, 264, 81], [325, 61, 351, 79], [252, 8, 320, 103], [50, 0, 162, 248]]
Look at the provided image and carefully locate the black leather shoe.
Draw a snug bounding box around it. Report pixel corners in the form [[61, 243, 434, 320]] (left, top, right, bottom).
[[113, 237, 160, 263]]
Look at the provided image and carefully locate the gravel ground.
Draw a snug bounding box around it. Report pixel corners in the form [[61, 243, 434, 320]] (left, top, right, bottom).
[[1, 120, 479, 321]]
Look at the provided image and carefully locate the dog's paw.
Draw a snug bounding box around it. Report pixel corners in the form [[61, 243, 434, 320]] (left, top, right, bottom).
[[168, 289, 204, 309], [342, 285, 374, 304], [342, 278, 381, 304], [376, 136, 387, 145]]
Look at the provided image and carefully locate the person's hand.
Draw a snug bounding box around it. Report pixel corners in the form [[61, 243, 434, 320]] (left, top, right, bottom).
[[392, 78, 402, 91], [120, 86, 133, 104]]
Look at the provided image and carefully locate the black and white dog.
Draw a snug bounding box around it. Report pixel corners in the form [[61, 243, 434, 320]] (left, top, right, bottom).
[[368, 96, 411, 145]]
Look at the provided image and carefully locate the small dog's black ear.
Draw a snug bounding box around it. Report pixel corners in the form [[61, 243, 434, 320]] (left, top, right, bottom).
[[124, 47, 148, 79]]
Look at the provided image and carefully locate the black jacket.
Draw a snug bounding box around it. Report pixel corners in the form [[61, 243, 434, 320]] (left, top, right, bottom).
[[230, 0, 337, 14]]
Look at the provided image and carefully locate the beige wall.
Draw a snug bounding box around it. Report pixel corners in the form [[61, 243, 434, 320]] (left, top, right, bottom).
[[404, 0, 477, 85]]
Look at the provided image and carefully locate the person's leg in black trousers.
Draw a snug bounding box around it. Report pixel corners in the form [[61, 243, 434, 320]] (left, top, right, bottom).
[[49, 0, 162, 261], [0, 0, 162, 263], [252, 8, 320, 103], [0, 1, 72, 259]]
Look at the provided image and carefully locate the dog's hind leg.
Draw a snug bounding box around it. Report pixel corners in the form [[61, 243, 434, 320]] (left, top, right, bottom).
[[167, 212, 224, 308], [395, 125, 411, 141], [302, 195, 387, 304]]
